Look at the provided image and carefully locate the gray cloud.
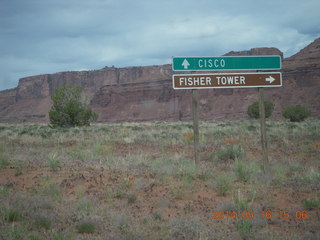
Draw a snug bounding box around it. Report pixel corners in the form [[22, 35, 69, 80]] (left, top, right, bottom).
[[0, 0, 319, 90]]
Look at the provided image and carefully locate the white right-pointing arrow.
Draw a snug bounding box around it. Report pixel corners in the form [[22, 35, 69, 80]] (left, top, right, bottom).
[[266, 76, 275, 83], [182, 59, 190, 69]]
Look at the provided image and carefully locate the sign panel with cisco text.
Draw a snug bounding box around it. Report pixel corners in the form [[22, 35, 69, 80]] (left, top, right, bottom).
[[172, 56, 281, 71]]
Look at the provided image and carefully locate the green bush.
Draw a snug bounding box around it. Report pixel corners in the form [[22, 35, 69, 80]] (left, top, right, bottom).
[[234, 159, 254, 182], [215, 173, 233, 196], [48, 153, 60, 171], [4, 209, 22, 222], [236, 219, 253, 235], [212, 145, 244, 162], [171, 217, 208, 240], [247, 100, 274, 119], [0, 153, 9, 169], [77, 222, 96, 234], [282, 105, 311, 122], [34, 216, 52, 230], [49, 85, 98, 128], [127, 194, 137, 204], [301, 199, 319, 210]]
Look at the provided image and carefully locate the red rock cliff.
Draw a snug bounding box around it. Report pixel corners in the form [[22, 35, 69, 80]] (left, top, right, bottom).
[[0, 38, 319, 123]]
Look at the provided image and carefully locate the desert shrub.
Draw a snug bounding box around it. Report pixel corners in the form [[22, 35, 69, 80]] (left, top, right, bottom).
[[0, 186, 10, 196], [282, 104, 311, 122], [274, 165, 290, 185], [0, 226, 28, 240], [236, 219, 253, 235], [0, 142, 9, 169], [0, 153, 9, 169], [247, 100, 274, 119], [78, 199, 93, 215], [115, 212, 131, 235], [4, 209, 22, 222], [233, 189, 256, 212], [234, 159, 255, 182], [247, 125, 257, 131], [212, 145, 244, 162], [48, 152, 60, 171], [77, 221, 96, 234], [11, 158, 25, 176], [49, 85, 98, 128], [169, 185, 184, 200], [153, 212, 162, 221], [39, 181, 62, 201], [170, 216, 208, 240], [29, 236, 42, 240], [33, 215, 52, 229], [50, 233, 73, 240], [215, 173, 233, 196], [127, 193, 137, 204], [301, 199, 319, 210]]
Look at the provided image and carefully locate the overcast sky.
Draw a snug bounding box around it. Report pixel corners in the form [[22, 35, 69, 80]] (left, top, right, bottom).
[[1, 0, 319, 90]]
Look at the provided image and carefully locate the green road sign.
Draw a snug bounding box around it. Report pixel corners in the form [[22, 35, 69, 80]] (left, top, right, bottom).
[[172, 56, 281, 71]]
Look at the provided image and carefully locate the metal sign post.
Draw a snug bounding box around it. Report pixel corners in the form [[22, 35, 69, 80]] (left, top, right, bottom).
[[192, 89, 200, 165], [258, 87, 270, 174]]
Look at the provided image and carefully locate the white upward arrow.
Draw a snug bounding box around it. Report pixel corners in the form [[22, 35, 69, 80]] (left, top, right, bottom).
[[265, 76, 275, 83], [182, 59, 190, 69]]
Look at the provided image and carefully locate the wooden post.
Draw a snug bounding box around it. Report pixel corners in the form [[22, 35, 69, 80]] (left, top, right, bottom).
[[192, 89, 200, 164], [258, 87, 269, 173]]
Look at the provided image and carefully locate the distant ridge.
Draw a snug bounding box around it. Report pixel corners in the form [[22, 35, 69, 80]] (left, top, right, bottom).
[[0, 38, 319, 123]]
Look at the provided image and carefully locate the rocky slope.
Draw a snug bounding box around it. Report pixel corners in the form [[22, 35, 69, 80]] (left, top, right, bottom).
[[0, 38, 319, 123]]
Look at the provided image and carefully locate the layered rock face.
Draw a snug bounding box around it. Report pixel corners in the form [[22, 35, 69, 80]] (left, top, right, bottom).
[[0, 65, 173, 122], [0, 38, 319, 123]]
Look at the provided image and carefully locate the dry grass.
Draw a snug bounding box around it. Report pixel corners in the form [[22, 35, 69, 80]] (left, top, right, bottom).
[[0, 119, 319, 239]]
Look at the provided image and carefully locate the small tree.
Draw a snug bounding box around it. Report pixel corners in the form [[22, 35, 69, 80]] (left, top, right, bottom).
[[282, 105, 311, 122], [247, 100, 274, 119], [49, 85, 98, 128]]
